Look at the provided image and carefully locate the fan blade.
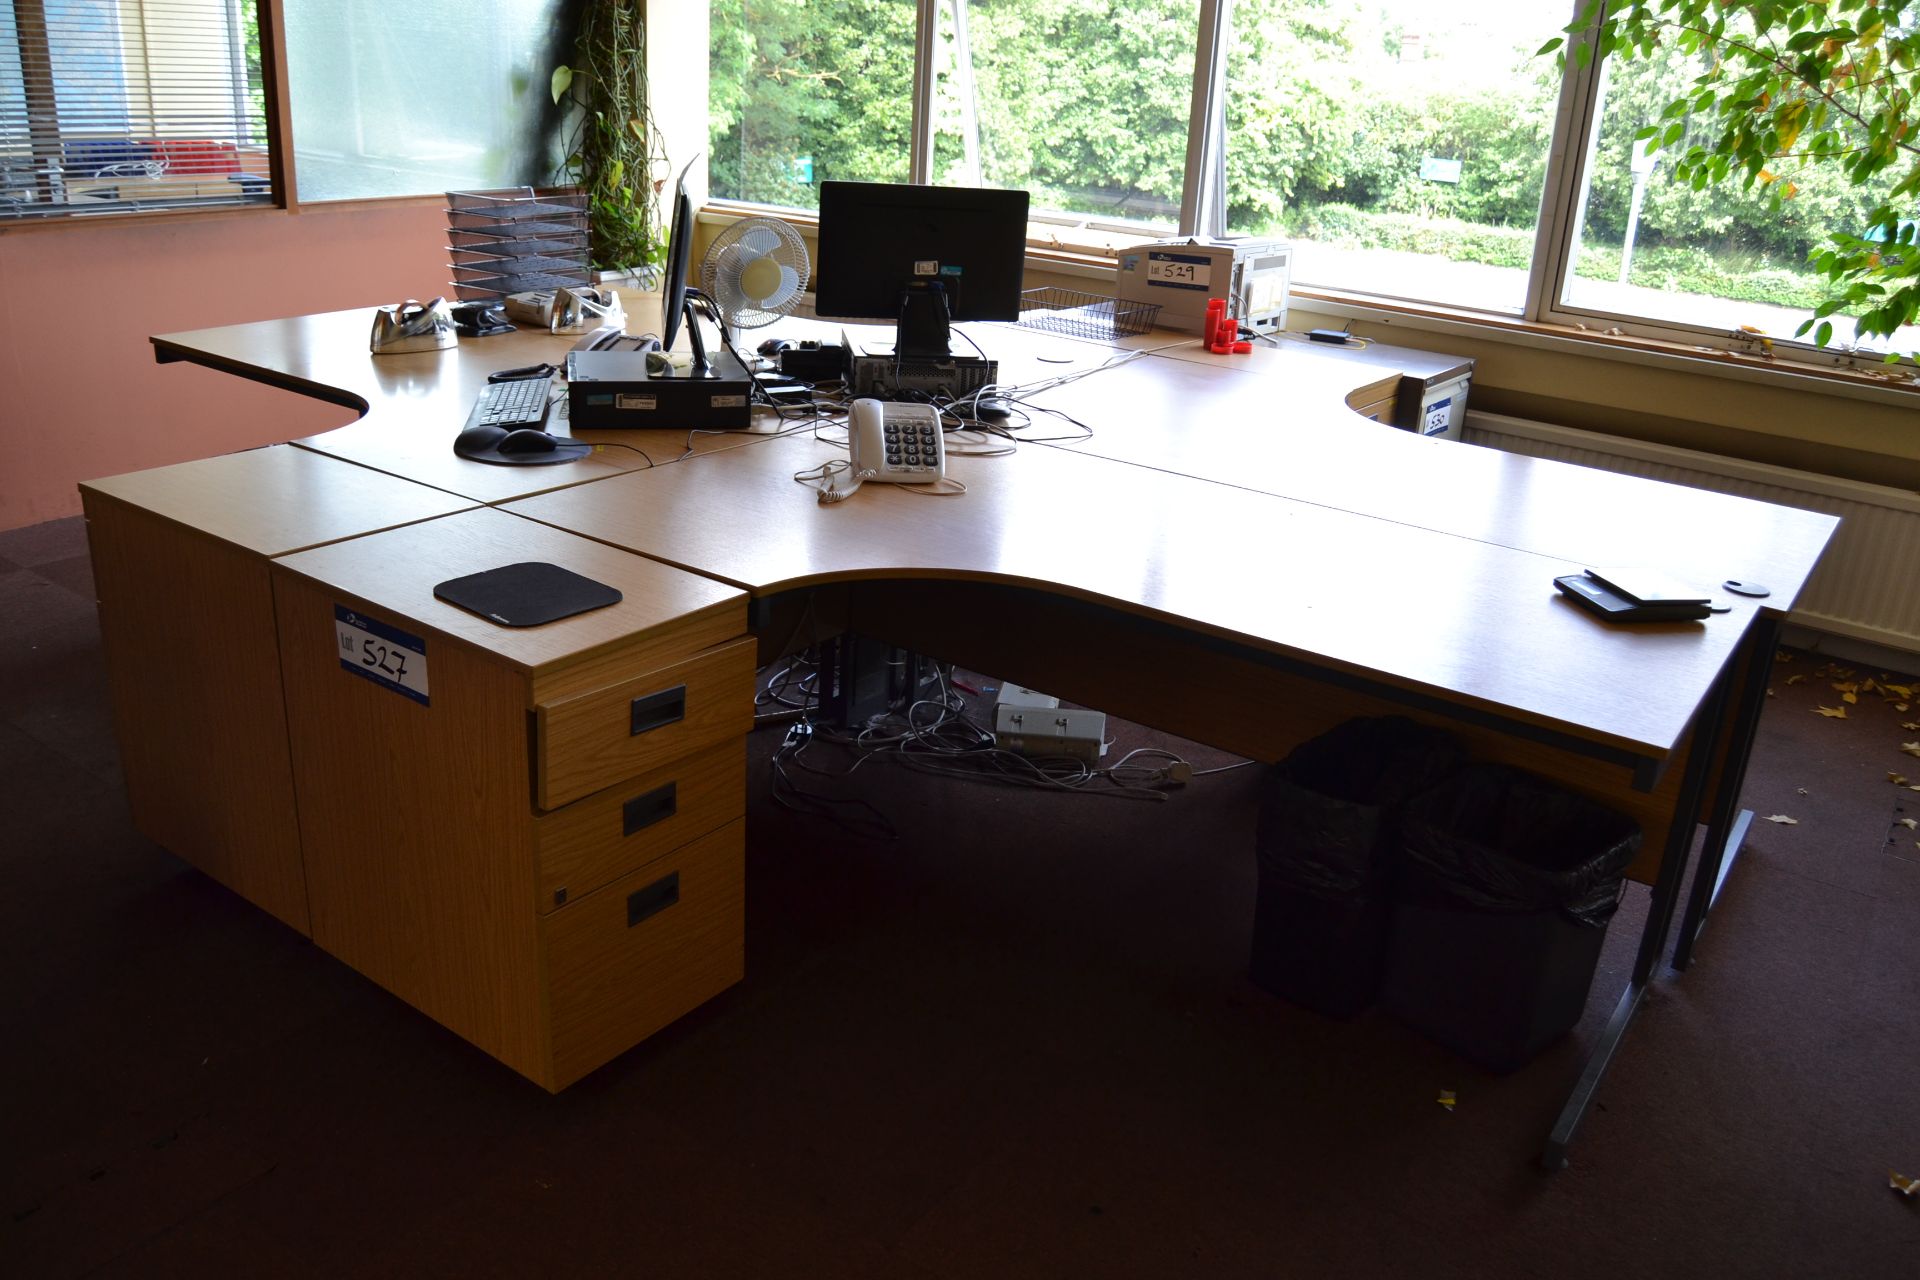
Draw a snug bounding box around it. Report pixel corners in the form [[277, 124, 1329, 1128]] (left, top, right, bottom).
[[757, 263, 801, 310], [736, 226, 780, 257]]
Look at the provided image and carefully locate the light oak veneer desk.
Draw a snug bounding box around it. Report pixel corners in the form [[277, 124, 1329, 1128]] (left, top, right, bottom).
[[105, 307, 1838, 1165]]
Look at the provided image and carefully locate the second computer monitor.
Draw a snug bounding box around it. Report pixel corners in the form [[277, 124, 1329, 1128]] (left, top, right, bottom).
[[815, 181, 1029, 357], [659, 170, 697, 354]]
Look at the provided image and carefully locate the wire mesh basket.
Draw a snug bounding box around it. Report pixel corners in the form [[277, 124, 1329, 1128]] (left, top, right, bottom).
[[446, 187, 590, 301], [1017, 287, 1160, 341]]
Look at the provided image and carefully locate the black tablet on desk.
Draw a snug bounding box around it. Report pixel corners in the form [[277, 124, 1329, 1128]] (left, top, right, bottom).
[[1554, 572, 1712, 622], [1582, 566, 1713, 608]]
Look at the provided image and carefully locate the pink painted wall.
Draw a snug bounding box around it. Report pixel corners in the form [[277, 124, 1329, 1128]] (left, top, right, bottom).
[[0, 202, 451, 531]]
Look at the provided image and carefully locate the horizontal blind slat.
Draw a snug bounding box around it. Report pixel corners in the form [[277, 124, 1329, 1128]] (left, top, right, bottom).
[[3, 0, 274, 216]]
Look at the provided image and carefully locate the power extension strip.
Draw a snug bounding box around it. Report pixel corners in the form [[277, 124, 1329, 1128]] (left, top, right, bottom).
[[993, 703, 1107, 764]]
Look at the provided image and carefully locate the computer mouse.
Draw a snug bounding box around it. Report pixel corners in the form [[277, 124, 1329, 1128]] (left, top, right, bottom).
[[454, 424, 508, 454], [758, 338, 792, 357], [973, 396, 1014, 419], [497, 428, 559, 455]]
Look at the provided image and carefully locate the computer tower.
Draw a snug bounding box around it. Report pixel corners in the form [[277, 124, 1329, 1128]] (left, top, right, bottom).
[[815, 634, 939, 728]]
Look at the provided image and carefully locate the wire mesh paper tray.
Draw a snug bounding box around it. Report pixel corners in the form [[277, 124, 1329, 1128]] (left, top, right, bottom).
[[1017, 287, 1160, 341]]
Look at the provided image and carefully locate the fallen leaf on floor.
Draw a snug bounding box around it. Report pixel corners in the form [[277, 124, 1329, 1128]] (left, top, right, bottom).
[[1797, 787, 1809, 795], [1903, 742, 1920, 757], [1904, 722, 1920, 732], [1883, 683, 1913, 700], [1843, 692, 1859, 704], [1764, 814, 1799, 825], [1774, 649, 1794, 663], [1899, 704, 1912, 713], [1786, 674, 1807, 685], [1893, 1170, 1919, 1197], [1815, 706, 1848, 718], [1437, 1090, 1457, 1112], [1891, 773, 1910, 785], [1834, 681, 1859, 694], [1901, 818, 1919, 831]]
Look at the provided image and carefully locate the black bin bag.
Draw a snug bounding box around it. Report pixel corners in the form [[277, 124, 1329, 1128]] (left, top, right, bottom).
[[1378, 763, 1642, 1072], [1250, 716, 1466, 1017]]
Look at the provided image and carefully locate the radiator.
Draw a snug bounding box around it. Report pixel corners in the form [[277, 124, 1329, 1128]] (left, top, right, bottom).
[[1462, 411, 1920, 656]]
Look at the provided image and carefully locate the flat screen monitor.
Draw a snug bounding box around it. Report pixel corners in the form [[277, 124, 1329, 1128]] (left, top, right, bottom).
[[814, 181, 1029, 357], [659, 162, 697, 353]]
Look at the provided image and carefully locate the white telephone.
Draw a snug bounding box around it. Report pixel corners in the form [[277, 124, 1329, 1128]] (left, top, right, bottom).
[[848, 398, 945, 483]]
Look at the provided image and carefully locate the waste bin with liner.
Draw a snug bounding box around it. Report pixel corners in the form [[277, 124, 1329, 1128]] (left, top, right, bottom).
[[1251, 716, 1466, 1017], [1378, 764, 1641, 1071]]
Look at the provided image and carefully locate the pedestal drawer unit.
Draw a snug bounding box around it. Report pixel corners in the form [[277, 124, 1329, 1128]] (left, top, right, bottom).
[[269, 506, 753, 1090], [80, 445, 475, 934]]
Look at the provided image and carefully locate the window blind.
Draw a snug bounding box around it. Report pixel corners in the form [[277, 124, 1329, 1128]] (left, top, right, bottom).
[[2, 0, 272, 219]]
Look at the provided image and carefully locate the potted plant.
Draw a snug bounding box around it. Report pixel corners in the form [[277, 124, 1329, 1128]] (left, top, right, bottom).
[[552, 0, 669, 289]]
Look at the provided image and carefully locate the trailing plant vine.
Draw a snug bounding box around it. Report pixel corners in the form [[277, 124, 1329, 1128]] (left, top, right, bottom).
[[552, 0, 669, 274]]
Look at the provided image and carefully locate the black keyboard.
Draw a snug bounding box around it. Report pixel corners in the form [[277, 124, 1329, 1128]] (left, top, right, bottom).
[[465, 376, 553, 431]]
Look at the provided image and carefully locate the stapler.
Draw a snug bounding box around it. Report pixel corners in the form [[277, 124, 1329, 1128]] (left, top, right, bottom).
[[370, 298, 458, 355], [504, 286, 626, 335]]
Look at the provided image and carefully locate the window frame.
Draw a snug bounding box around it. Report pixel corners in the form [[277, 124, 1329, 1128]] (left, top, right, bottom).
[[704, 0, 1913, 378], [1, 0, 293, 224]]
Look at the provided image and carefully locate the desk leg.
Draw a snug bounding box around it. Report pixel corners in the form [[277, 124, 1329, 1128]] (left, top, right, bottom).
[[1671, 615, 1780, 972], [1540, 672, 1731, 1171]]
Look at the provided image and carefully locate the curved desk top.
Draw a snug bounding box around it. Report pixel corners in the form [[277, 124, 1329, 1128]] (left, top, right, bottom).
[[504, 430, 1772, 768], [151, 307, 1840, 770], [155, 308, 779, 505]]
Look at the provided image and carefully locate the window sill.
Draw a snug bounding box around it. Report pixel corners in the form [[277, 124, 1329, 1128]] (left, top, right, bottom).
[[1283, 289, 1920, 409], [698, 201, 1920, 415], [0, 191, 450, 237], [1014, 244, 1919, 412]]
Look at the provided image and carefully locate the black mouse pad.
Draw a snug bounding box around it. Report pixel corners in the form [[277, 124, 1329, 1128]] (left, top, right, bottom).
[[433, 562, 622, 627]]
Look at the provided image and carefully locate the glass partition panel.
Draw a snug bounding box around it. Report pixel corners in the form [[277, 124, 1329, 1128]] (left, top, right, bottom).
[[284, 0, 571, 202]]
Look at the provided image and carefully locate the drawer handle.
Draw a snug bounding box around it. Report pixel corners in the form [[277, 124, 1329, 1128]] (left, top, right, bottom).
[[627, 871, 680, 927], [630, 685, 688, 737], [622, 781, 679, 836]]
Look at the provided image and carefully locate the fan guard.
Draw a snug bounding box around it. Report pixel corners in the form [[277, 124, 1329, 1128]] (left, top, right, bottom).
[[700, 216, 810, 331]]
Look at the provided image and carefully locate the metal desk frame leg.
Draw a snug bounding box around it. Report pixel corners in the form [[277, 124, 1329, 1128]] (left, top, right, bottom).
[[1540, 671, 1733, 1171], [1671, 615, 1782, 972]]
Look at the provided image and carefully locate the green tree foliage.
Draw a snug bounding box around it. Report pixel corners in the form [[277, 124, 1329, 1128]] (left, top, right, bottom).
[[709, 0, 915, 205], [1547, 0, 1920, 351]]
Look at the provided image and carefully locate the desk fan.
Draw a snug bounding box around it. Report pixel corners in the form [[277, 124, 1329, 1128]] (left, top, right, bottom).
[[699, 216, 810, 342]]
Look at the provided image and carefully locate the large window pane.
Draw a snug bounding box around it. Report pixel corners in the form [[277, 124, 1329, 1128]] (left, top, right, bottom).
[[1224, 0, 1564, 314], [284, 0, 570, 202], [708, 0, 915, 210], [927, 1, 1192, 232], [1560, 39, 1918, 353]]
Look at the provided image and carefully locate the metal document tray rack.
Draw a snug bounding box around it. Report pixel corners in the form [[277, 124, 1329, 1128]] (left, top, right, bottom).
[[445, 187, 590, 302], [1017, 287, 1160, 341]]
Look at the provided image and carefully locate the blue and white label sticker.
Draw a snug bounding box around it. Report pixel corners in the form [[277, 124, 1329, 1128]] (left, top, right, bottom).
[[334, 606, 430, 706], [1422, 396, 1453, 436], [1146, 251, 1212, 290]]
